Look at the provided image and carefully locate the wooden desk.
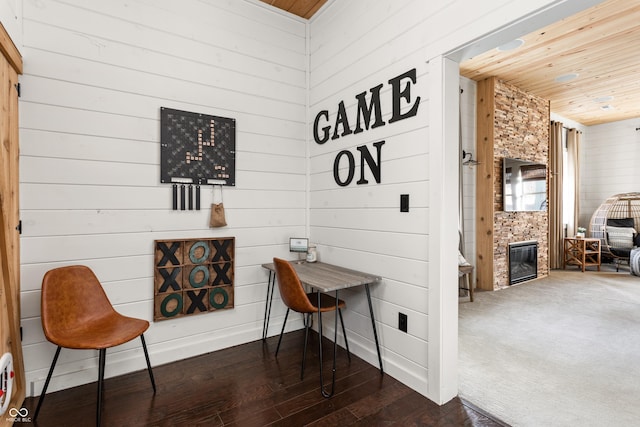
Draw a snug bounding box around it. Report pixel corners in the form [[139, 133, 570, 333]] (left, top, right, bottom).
[[261, 261, 382, 397], [563, 237, 601, 272]]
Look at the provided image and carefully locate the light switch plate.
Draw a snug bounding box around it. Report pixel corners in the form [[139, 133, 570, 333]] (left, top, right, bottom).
[[400, 194, 409, 212], [399, 312, 408, 332]]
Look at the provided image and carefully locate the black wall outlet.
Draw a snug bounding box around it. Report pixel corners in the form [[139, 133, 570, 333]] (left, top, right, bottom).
[[399, 312, 408, 333]]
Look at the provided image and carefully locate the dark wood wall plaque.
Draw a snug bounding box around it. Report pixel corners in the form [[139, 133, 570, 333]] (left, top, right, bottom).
[[154, 237, 235, 321]]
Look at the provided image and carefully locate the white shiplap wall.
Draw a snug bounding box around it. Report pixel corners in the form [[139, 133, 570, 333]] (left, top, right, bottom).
[[9, 0, 592, 405], [307, 0, 579, 403], [0, 0, 21, 47], [308, 0, 432, 396], [19, 0, 307, 395], [580, 117, 640, 227]]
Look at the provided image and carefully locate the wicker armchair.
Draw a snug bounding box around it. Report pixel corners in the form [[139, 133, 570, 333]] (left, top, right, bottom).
[[588, 193, 640, 271]]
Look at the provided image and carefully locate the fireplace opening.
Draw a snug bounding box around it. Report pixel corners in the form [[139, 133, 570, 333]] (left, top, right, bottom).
[[508, 241, 538, 285]]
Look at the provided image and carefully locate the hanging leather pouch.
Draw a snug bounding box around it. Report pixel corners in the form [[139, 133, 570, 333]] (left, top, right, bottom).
[[209, 186, 227, 227]]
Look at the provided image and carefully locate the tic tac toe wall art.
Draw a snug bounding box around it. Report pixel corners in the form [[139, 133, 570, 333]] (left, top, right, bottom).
[[154, 237, 235, 321], [160, 107, 236, 211]]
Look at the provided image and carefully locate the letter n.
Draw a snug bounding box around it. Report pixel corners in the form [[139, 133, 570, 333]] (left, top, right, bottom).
[[357, 141, 385, 185]]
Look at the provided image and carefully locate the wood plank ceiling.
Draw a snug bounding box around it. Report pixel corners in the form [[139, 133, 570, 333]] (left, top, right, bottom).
[[259, 0, 327, 20], [461, 0, 640, 126], [263, 0, 638, 126]]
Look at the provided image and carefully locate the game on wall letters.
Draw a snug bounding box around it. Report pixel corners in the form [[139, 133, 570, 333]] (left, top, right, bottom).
[[154, 237, 234, 321], [312, 68, 420, 187]]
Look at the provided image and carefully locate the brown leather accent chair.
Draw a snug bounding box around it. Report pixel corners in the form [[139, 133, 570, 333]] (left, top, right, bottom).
[[273, 258, 350, 386], [34, 265, 156, 426]]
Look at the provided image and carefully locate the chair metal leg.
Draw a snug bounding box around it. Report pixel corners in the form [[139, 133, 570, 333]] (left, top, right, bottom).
[[140, 334, 156, 393], [338, 308, 351, 361], [275, 308, 290, 356], [33, 346, 62, 421], [97, 348, 106, 426]]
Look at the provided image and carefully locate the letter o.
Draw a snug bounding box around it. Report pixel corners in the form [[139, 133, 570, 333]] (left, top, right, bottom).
[[160, 293, 183, 318], [333, 150, 355, 186], [189, 265, 210, 288], [189, 241, 210, 264], [210, 287, 229, 309]]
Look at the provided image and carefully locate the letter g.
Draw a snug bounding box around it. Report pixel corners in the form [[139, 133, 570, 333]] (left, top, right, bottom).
[[313, 110, 330, 144]]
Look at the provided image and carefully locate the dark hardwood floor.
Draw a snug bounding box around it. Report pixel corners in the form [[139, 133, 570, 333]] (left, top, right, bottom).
[[24, 330, 507, 426]]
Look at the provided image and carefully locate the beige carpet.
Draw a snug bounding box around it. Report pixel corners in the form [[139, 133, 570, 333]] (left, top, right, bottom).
[[458, 266, 640, 427]]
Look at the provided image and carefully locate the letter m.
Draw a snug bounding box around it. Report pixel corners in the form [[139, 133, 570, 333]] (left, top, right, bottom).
[[354, 84, 385, 134]]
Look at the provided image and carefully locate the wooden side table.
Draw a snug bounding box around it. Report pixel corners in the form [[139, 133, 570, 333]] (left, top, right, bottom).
[[563, 237, 601, 272]]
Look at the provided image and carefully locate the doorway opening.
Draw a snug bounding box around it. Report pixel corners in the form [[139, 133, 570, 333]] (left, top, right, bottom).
[[441, 0, 605, 422]]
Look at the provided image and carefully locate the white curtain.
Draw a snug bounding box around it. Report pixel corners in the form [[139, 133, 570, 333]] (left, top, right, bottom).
[[549, 121, 564, 269], [566, 128, 581, 236]]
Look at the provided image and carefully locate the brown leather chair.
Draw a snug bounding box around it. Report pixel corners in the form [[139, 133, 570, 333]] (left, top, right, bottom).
[[34, 265, 156, 426], [273, 258, 349, 395]]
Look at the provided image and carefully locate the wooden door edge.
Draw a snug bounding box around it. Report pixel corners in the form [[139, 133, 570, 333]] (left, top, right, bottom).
[[0, 22, 22, 74], [0, 206, 26, 421]]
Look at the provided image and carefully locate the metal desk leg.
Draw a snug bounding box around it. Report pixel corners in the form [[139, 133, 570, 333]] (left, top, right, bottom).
[[262, 271, 275, 341], [318, 290, 339, 398], [365, 283, 383, 374]]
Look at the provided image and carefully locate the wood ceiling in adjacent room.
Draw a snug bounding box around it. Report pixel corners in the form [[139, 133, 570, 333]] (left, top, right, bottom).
[[460, 0, 640, 126], [259, 0, 327, 19]]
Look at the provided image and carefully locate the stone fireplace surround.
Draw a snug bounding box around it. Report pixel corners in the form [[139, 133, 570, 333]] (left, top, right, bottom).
[[476, 77, 550, 291]]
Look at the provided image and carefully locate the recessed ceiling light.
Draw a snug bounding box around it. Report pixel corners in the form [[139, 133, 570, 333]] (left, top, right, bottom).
[[555, 73, 579, 83], [594, 96, 614, 103], [496, 39, 525, 52], [600, 104, 615, 111]]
